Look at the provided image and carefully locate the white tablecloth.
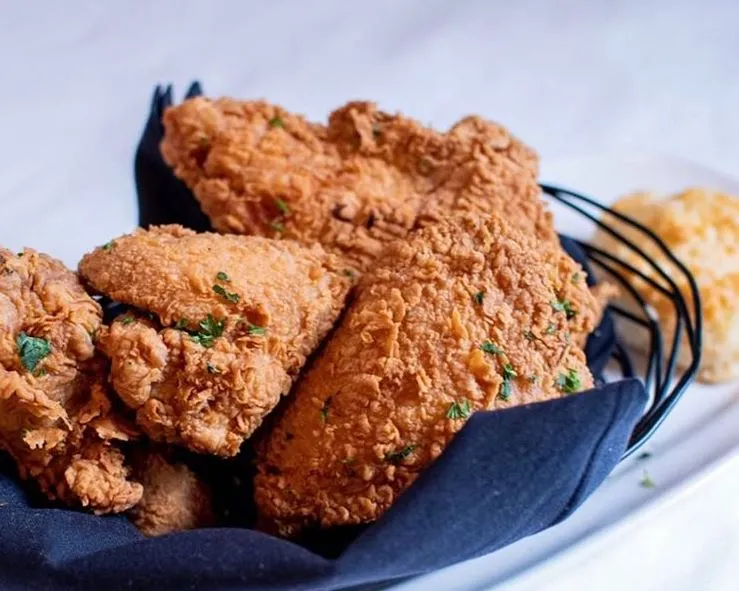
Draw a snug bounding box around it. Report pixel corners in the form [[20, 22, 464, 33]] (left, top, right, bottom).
[[1, 1, 737, 589]]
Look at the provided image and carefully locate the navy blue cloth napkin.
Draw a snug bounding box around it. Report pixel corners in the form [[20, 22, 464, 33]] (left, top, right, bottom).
[[0, 84, 647, 591]]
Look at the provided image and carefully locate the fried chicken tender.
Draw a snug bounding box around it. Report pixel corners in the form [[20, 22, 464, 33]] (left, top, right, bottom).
[[129, 449, 213, 537], [78, 225, 351, 456], [255, 214, 597, 536], [160, 97, 551, 272], [0, 248, 142, 513]]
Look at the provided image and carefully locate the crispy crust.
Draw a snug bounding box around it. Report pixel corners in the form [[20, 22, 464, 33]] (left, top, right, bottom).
[[0, 248, 142, 513], [160, 98, 550, 271], [79, 225, 351, 456], [255, 214, 596, 535], [129, 449, 213, 537]]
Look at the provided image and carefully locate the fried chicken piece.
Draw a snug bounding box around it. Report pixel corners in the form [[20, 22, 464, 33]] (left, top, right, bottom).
[[255, 214, 597, 536], [160, 97, 551, 272], [129, 449, 213, 537], [0, 248, 142, 513], [161, 97, 608, 342], [79, 225, 351, 456]]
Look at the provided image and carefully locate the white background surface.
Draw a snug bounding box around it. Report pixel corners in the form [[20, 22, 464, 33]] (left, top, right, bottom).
[[1, 1, 738, 589]]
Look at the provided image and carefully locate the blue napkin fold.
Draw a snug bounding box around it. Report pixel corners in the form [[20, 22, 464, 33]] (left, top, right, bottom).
[[0, 83, 647, 591]]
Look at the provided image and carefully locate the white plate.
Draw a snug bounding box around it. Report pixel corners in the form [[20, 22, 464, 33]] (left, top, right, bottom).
[[386, 154, 739, 591]]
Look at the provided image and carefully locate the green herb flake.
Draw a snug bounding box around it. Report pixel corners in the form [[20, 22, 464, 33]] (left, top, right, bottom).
[[640, 470, 656, 489], [320, 396, 333, 423], [385, 444, 418, 464], [564, 332, 571, 345], [246, 323, 266, 336], [528, 375, 538, 384], [473, 291, 485, 305], [552, 299, 576, 319], [274, 198, 291, 216], [343, 269, 355, 278], [16, 332, 52, 373], [446, 399, 472, 420], [498, 363, 518, 401], [206, 362, 221, 375], [498, 380, 512, 401], [270, 220, 285, 233], [17, 251, 24, 257], [101, 241, 115, 251], [216, 271, 230, 282], [213, 284, 240, 303], [174, 318, 190, 330], [120, 316, 135, 326], [544, 323, 557, 335], [33, 368, 47, 378], [502, 363, 517, 381], [571, 272, 581, 284], [480, 341, 504, 355], [190, 315, 225, 348], [523, 330, 535, 341], [555, 368, 582, 394], [268, 116, 284, 128]]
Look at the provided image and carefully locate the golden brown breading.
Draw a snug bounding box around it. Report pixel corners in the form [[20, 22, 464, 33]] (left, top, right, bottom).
[[79, 225, 351, 456], [254, 214, 596, 536], [160, 97, 551, 272], [0, 248, 142, 513], [129, 449, 213, 537]]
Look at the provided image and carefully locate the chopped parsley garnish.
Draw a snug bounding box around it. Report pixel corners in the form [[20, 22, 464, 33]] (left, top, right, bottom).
[[502, 364, 517, 381], [120, 316, 135, 325], [190, 315, 225, 348], [270, 220, 285, 233], [446, 399, 472, 420], [480, 341, 504, 355], [246, 323, 266, 336], [268, 116, 284, 128], [473, 291, 485, 305], [498, 363, 517, 401], [16, 332, 52, 372], [528, 375, 538, 384], [342, 269, 355, 278], [523, 330, 535, 341], [640, 470, 656, 489], [213, 284, 240, 303], [544, 323, 557, 335], [216, 271, 230, 282], [571, 272, 581, 284], [101, 241, 115, 251], [320, 396, 333, 422], [206, 362, 221, 375], [552, 299, 576, 319], [385, 444, 417, 463], [174, 318, 190, 330], [274, 198, 291, 216], [555, 368, 582, 393], [33, 368, 47, 378]]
